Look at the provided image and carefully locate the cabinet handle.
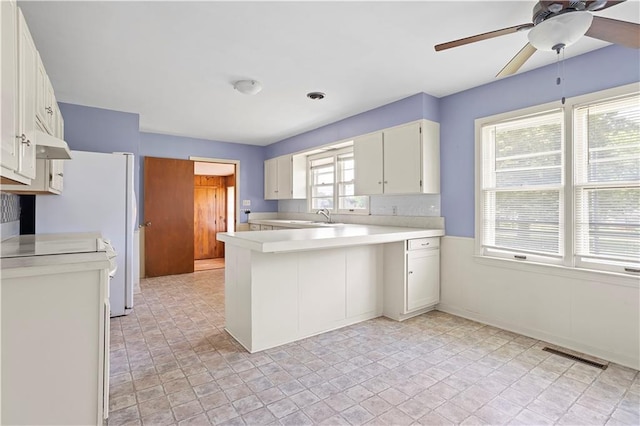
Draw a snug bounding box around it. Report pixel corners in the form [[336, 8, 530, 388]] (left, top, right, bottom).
[[384, 181, 388, 184], [421, 243, 430, 246], [17, 134, 31, 146], [46, 106, 53, 114], [408, 270, 413, 274], [378, 181, 382, 184], [57, 173, 63, 177]]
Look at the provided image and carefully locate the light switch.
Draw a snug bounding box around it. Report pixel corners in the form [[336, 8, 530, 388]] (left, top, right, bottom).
[[242, 200, 251, 206]]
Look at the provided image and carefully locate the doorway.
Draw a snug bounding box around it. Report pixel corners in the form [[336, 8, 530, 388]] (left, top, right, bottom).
[[193, 162, 236, 271], [143, 157, 239, 278]]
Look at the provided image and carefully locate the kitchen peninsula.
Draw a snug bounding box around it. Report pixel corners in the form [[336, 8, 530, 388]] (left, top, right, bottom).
[[217, 224, 444, 352]]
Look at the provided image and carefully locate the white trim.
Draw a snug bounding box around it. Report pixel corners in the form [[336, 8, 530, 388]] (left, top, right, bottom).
[[306, 147, 370, 215], [474, 83, 640, 276]]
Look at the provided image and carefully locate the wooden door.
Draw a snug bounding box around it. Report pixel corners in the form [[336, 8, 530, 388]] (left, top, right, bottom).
[[144, 157, 194, 277], [194, 175, 227, 259]]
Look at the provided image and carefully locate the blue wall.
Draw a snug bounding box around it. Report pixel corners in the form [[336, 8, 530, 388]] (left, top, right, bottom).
[[58, 45, 639, 232], [439, 45, 640, 238], [139, 132, 274, 221], [59, 102, 141, 198], [266, 92, 440, 158], [58, 103, 272, 223]]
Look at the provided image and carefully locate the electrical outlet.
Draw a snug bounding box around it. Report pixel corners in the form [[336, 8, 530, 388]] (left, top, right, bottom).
[[392, 206, 398, 216], [242, 200, 251, 206]]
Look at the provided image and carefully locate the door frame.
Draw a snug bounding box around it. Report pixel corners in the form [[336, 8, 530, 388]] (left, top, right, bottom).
[[190, 156, 240, 232]]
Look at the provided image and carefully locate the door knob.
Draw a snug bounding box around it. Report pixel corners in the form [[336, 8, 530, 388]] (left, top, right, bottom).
[[141, 221, 151, 227]]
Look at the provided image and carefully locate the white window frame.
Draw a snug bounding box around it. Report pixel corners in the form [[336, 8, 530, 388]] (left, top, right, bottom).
[[475, 83, 640, 277], [307, 146, 370, 215]]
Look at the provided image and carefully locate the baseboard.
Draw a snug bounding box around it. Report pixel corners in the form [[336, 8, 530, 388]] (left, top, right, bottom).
[[437, 303, 639, 370]]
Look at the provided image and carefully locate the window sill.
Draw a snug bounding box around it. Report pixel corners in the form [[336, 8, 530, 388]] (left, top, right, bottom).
[[472, 254, 639, 289]]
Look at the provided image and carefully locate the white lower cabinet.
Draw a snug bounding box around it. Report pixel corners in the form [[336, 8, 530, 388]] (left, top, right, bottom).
[[1, 254, 110, 425], [383, 237, 440, 320]]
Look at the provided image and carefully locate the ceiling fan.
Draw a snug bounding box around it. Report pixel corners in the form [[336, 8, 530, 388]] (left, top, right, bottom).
[[435, 0, 640, 78]]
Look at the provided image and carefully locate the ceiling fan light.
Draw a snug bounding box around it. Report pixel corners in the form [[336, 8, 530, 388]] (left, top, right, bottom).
[[233, 79, 262, 95], [528, 11, 593, 51]]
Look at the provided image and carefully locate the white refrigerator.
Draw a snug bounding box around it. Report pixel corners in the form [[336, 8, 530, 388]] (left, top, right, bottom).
[[36, 151, 137, 317]]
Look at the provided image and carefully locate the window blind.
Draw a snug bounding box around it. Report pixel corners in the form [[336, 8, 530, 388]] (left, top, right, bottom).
[[481, 109, 564, 259], [574, 94, 640, 268]]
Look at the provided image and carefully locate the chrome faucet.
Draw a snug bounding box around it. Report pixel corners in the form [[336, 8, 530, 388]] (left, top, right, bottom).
[[316, 208, 331, 223]]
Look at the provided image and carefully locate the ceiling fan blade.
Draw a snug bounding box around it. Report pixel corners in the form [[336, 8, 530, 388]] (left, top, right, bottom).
[[586, 16, 640, 48], [586, 0, 626, 11], [496, 43, 537, 78], [434, 23, 533, 52]]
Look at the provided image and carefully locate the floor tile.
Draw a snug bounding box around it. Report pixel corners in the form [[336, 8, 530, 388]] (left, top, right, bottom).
[[106, 269, 640, 426]]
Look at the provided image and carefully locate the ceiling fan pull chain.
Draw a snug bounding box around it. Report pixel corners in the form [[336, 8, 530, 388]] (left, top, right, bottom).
[[561, 48, 566, 105], [555, 44, 566, 105]]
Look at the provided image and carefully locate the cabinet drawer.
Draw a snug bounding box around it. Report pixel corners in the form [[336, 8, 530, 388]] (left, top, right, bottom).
[[407, 237, 439, 251], [249, 223, 260, 231]]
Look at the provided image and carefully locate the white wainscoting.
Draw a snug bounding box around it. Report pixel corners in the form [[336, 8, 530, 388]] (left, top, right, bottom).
[[439, 236, 640, 370]]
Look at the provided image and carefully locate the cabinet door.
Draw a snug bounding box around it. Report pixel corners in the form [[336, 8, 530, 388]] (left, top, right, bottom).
[[383, 122, 421, 194], [1, 0, 19, 172], [406, 249, 439, 312], [264, 158, 278, 200], [276, 155, 292, 199], [353, 132, 383, 195], [49, 159, 63, 192], [55, 103, 64, 139], [16, 9, 37, 179], [35, 54, 50, 132]]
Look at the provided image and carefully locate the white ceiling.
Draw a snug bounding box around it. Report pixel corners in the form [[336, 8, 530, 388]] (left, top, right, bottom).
[[18, 1, 639, 146]]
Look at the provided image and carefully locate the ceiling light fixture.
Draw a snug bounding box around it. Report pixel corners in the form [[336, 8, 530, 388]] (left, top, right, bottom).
[[233, 80, 262, 95], [307, 92, 325, 100], [527, 11, 593, 51]]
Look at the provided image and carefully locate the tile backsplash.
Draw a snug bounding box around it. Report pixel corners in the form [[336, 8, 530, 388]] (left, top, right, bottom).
[[278, 194, 441, 217], [1, 192, 20, 223]]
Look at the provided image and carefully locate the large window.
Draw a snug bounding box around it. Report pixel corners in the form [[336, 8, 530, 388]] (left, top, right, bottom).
[[477, 86, 639, 275], [308, 147, 369, 214]]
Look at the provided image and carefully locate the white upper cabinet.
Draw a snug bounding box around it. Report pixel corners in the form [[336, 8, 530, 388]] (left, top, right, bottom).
[[1, 2, 38, 184], [35, 54, 57, 134], [354, 119, 440, 195], [264, 154, 306, 200], [1, 4, 67, 191], [1, 0, 19, 177], [16, 7, 37, 180], [353, 132, 383, 195]]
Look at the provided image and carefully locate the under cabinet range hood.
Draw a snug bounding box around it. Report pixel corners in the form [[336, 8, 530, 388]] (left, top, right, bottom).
[[34, 130, 72, 160]]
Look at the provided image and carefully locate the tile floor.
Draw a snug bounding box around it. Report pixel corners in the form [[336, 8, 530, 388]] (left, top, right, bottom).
[[108, 270, 640, 425]]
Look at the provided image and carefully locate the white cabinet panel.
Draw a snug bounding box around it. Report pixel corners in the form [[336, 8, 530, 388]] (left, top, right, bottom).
[[264, 157, 278, 199], [299, 250, 346, 334], [2, 158, 64, 194], [346, 246, 381, 317], [1, 264, 109, 425], [354, 132, 383, 195], [407, 249, 440, 311], [1, 0, 19, 175], [264, 154, 306, 200], [276, 155, 292, 199], [383, 238, 440, 321], [16, 8, 37, 180], [354, 120, 440, 196], [384, 122, 422, 194]]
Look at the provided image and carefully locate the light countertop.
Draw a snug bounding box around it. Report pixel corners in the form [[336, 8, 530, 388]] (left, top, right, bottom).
[[217, 224, 444, 253]]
